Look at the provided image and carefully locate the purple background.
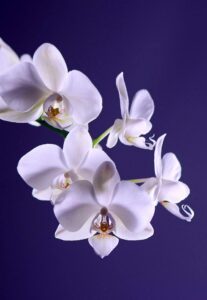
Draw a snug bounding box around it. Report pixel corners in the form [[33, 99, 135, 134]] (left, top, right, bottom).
[[0, 1, 206, 299]]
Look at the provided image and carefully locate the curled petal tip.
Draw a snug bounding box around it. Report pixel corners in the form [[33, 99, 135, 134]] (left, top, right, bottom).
[[146, 135, 156, 150], [162, 201, 194, 222], [117, 71, 124, 79], [181, 204, 195, 222]]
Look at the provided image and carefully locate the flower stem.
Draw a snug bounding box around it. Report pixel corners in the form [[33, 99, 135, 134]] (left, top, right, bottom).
[[93, 126, 112, 147], [37, 119, 68, 138], [129, 178, 148, 183]]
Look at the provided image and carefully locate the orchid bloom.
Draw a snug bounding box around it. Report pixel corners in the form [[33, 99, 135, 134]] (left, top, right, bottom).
[[0, 43, 102, 129], [54, 161, 155, 258], [0, 38, 41, 125], [107, 72, 155, 149], [142, 134, 194, 221], [17, 126, 110, 204]]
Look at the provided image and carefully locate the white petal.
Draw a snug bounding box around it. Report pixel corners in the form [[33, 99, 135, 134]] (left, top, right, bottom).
[[36, 175, 72, 204], [162, 153, 182, 181], [20, 54, 32, 63], [120, 119, 154, 149], [161, 202, 194, 222], [116, 72, 129, 118], [130, 89, 154, 120], [0, 38, 19, 74], [55, 216, 96, 241], [17, 144, 66, 190], [33, 186, 63, 204], [93, 161, 120, 207], [33, 43, 68, 91], [29, 121, 41, 127], [141, 177, 160, 203], [154, 134, 166, 178], [54, 180, 99, 232], [88, 234, 119, 258], [0, 62, 48, 111], [106, 119, 123, 148], [0, 97, 43, 123], [63, 126, 92, 170], [32, 187, 52, 201], [61, 70, 102, 125], [158, 179, 190, 203], [124, 118, 152, 137], [112, 213, 154, 240], [78, 148, 112, 182], [110, 181, 155, 233], [141, 177, 157, 194]]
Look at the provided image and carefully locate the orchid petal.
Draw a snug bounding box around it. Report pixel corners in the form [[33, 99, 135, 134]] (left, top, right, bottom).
[[79, 148, 112, 182], [106, 119, 123, 148], [0, 62, 49, 111], [61, 70, 102, 125], [154, 134, 166, 178], [110, 181, 155, 233], [20, 54, 32, 63], [33, 43, 68, 91], [161, 202, 194, 222], [158, 179, 190, 203], [17, 144, 66, 190], [63, 126, 92, 170], [54, 180, 99, 232], [112, 213, 154, 240], [141, 177, 160, 203], [55, 216, 95, 241], [88, 234, 119, 258], [162, 153, 182, 181], [0, 97, 43, 123], [0, 38, 19, 74], [130, 89, 154, 120], [32, 187, 52, 201], [124, 118, 152, 137], [93, 161, 120, 207], [28, 121, 41, 127], [116, 72, 129, 118]]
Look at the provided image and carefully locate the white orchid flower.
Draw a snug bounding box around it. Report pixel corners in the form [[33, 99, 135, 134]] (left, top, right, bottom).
[[142, 134, 194, 221], [0, 43, 102, 130], [0, 38, 41, 125], [17, 126, 110, 204], [107, 72, 155, 149], [54, 161, 155, 258]]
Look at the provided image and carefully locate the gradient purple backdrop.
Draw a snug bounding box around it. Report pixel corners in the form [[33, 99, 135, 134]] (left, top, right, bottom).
[[0, 1, 206, 299]]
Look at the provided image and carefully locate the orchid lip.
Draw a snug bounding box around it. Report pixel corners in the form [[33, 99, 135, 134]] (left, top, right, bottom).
[[42, 93, 73, 129], [92, 207, 114, 234], [46, 106, 60, 118], [52, 173, 72, 191], [44, 94, 64, 119]]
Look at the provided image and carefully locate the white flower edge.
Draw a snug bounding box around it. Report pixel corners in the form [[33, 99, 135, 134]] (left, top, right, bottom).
[[107, 72, 155, 150], [0, 38, 42, 125], [142, 134, 194, 221]]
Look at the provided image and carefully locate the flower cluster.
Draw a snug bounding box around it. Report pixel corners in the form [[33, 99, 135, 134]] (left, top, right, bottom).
[[0, 38, 194, 258]]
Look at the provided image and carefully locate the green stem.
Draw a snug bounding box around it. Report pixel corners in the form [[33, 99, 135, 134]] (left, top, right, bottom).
[[93, 126, 112, 147], [129, 178, 148, 183], [37, 119, 68, 138]]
